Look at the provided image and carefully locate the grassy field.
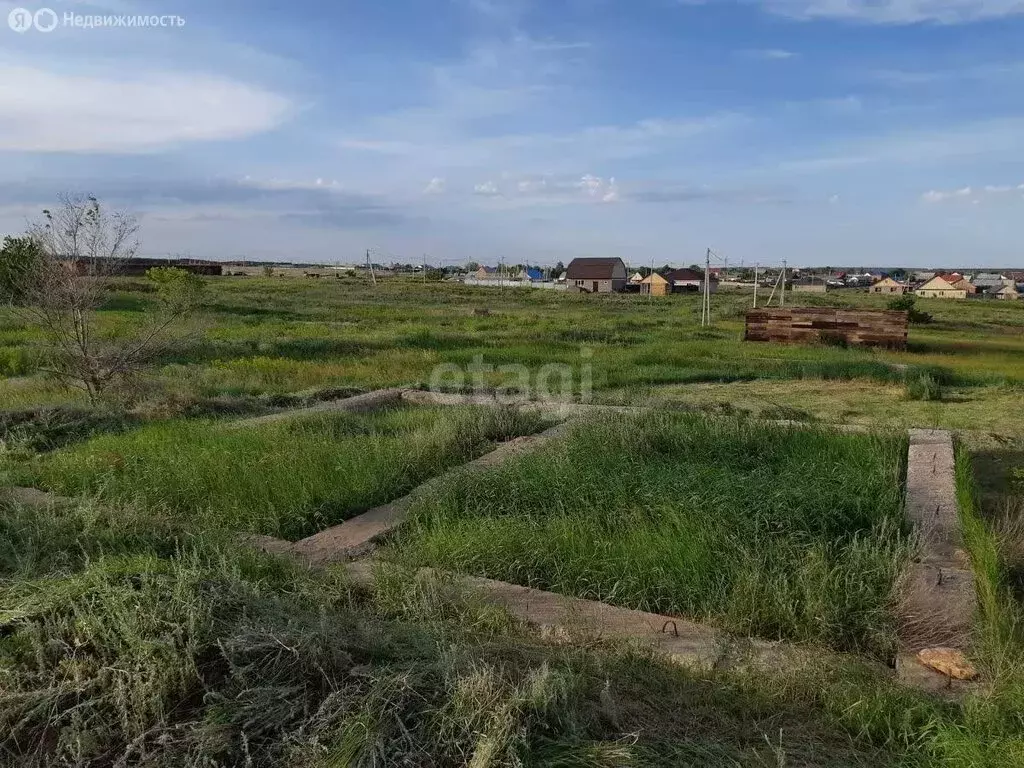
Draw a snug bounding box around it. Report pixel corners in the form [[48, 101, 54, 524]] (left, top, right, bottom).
[[3, 490, 1023, 767], [5, 405, 547, 540], [0, 495, 964, 767], [3, 274, 1024, 765], [396, 411, 910, 658], [2, 276, 1023, 427]]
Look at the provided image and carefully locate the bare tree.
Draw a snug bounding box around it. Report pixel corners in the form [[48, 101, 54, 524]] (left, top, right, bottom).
[[8, 194, 203, 403]]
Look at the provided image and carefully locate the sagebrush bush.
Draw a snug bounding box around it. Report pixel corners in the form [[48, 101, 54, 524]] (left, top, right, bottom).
[[905, 373, 943, 401]]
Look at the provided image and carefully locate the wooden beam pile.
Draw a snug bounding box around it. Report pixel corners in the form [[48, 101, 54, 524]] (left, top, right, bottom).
[[744, 308, 908, 350]]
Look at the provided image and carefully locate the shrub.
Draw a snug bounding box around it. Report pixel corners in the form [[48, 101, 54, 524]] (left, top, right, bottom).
[[905, 373, 943, 401], [886, 295, 915, 312], [0, 236, 44, 305], [887, 294, 932, 324]]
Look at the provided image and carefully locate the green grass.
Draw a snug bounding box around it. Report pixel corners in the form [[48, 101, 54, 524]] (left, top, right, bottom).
[[5, 275, 1024, 765], [395, 412, 911, 658], [3, 458, 1023, 767], [904, 373, 943, 402], [11, 405, 549, 539], [936, 447, 1024, 765], [5, 278, 1024, 422], [0, 497, 934, 768]]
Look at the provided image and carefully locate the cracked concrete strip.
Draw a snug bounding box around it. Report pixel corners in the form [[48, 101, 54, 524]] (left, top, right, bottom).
[[400, 389, 873, 432], [897, 429, 979, 693], [342, 561, 826, 675], [288, 421, 575, 566], [400, 389, 641, 419], [0, 486, 78, 507], [228, 387, 408, 429]]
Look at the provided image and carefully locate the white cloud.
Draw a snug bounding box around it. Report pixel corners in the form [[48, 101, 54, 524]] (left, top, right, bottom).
[[778, 118, 1024, 174], [575, 174, 620, 202], [423, 177, 446, 194], [517, 178, 547, 193], [922, 183, 1024, 203], [868, 62, 1024, 87], [0, 65, 291, 153], [755, 0, 1024, 24], [241, 176, 340, 191], [333, 33, 738, 179], [742, 48, 799, 59], [468, 174, 622, 205]]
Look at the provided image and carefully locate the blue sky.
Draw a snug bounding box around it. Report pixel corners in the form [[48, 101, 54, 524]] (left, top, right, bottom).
[[2, 0, 1024, 267]]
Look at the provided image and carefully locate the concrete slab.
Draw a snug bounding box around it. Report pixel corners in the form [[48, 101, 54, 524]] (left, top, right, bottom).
[[895, 652, 978, 697], [341, 562, 810, 674], [401, 389, 872, 432], [229, 387, 407, 429], [0, 486, 76, 508], [897, 429, 979, 688], [290, 421, 574, 565]]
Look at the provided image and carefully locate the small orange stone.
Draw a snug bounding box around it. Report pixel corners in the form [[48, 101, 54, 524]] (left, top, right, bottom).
[[917, 647, 978, 680]]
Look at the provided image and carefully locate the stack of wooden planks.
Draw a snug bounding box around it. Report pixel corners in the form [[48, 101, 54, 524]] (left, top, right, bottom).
[[744, 308, 908, 350]]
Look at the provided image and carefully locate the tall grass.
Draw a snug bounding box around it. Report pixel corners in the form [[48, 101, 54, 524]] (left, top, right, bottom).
[[930, 450, 1024, 765], [0, 498, 920, 767], [16, 406, 548, 539], [398, 412, 911, 657]]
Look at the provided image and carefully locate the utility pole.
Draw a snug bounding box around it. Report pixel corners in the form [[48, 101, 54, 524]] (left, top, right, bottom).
[[753, 263, 759, 309], [648, 255, 654, 303], [780, 259, 787, 307], [366, 249, 376, 287], [702, 247, 712, 326], [422, 253, 426, 284], [766, 268, 782, 307]]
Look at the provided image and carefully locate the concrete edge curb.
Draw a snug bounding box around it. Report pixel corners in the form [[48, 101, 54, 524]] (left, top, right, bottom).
[[896, 429, 979, 693], [288, 420, 575, 565], [227, 387, 408, 429]]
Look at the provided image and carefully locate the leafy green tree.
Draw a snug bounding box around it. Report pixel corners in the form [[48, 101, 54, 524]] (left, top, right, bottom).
[[147, 266, 206, 313], [887, 294, 932, 324], [0, 235, 44, 304]]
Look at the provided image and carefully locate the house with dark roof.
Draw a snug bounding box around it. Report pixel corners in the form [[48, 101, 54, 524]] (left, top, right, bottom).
[[564, 258, 627, 293], [663, 267, 718, 293], [971, 273, 1013, 293]]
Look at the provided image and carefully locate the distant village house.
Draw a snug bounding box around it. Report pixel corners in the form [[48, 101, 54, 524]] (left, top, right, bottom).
[[916, 275, 968, 300], [870, 277, 910, 295], [517, 267, 544, 281], [565, 258, 628, 293], [995, 284, 1020, 301], [639, 268, 718, 296]]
